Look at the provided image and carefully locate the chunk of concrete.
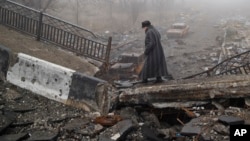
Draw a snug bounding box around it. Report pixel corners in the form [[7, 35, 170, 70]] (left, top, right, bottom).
[[7, 53, 111, 113], [7, 53, 75, 104], [180, 125, 201, 136], [106, 119, 134, 141], [114, 81, 133, 89], [218, 115, 244, 125], [180, 118, 202, 136], [67, 72, 108, 112], [114, 119, 134, 136], [119, 52, 144, 64], [111, 63, 134, 70]]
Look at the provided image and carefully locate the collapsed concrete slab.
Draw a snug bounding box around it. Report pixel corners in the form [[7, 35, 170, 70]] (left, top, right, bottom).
[[119, 75, 250, 107], [7, 53, 111, 113]]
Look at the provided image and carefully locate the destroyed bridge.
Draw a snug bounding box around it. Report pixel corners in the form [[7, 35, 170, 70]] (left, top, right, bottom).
[[1, 0, 250, 140]]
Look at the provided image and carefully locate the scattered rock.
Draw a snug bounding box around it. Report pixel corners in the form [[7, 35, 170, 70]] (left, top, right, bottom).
[[213, 123, 229, 135]]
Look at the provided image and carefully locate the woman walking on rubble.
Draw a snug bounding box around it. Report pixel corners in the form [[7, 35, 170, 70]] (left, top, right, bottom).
[[140, 20, 172, 83]]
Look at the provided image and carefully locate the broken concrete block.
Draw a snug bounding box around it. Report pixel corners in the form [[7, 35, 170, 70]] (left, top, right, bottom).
[[180, 125, 201, 136], [68, 71, 107, 112], [100, 113, 131, 139], [119, 52, 144, 64], [0, 133, 29, 141], [219, 115, 244, 125], [115, 119, 133, 134], [180, 118, 202, 136], [7, 53, 110, 112], [119, 75, 250, 106], [114, 81, 133, 89], [111, 63, 134, 70], [7, 53, 75, 104]]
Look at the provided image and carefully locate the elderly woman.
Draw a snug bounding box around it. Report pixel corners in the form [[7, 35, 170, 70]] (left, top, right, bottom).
[[140, 20, 172, 83]]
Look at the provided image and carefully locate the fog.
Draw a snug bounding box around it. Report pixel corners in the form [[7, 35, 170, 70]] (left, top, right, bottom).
[[8, 0, 250, 79], [13, 0, 250, 33]]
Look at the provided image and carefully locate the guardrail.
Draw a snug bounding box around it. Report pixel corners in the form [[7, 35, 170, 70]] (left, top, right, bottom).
[[0, 0, 111, 67], [184, 50, 250, 79]]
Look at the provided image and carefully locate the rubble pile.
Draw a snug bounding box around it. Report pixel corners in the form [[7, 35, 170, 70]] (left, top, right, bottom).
[[1, 80, 250, 141], [218, 18, 250, 63]]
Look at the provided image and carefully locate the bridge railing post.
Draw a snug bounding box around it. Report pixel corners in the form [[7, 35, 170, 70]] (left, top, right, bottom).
[[104, 36, 112, 71], [36, 11, 43, 41]]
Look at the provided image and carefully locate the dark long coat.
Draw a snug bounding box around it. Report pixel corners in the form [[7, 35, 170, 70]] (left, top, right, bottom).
[[140, 25, 169, 80]]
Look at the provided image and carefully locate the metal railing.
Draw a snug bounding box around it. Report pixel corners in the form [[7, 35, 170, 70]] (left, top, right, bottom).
[[184, 50, 250, 79], [0, 0, 111, 66]]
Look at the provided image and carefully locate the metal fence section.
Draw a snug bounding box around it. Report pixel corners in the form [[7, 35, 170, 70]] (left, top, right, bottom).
[[184, 50, 250, 79], [0, 0, 111, 66]]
